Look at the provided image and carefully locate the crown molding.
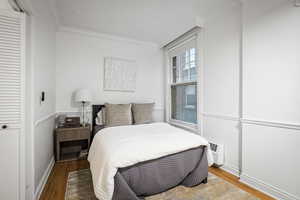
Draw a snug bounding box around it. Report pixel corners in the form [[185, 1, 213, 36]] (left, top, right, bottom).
[[58, 26, 160, 47]]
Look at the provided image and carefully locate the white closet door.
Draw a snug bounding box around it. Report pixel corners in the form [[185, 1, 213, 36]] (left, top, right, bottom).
[[0, 10, 24, 200]]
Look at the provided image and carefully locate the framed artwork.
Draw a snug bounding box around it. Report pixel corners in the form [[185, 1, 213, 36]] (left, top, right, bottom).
[[103, 57, 137, 92]]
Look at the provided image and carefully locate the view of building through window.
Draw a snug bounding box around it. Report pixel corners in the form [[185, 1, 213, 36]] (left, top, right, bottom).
[[171, 46, 197, 124]]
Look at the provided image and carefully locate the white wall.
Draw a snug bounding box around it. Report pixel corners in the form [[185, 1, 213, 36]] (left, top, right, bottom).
[[32, 10, 56, 197], [202, 1, 300, 199], [202, 4, 241, 174], [25, 0, 57, 199], [56, 28, 165, 122], [241, 0, 300, 199]]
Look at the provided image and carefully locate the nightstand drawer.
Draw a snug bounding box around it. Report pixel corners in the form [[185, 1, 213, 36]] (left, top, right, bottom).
[[78, 130, 89, 139], [57, 130, 88, 141], [58, 130, 77, 141]]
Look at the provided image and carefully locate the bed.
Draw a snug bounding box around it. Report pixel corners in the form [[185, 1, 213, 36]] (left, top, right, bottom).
[[88, 105, 213, 200]]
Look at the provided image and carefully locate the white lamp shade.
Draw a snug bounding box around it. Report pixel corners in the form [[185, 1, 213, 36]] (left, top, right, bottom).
[[75, 89, 92, 103]]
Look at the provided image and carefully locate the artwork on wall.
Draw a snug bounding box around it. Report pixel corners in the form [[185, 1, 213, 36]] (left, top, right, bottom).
[[103, 57, 137, 92]]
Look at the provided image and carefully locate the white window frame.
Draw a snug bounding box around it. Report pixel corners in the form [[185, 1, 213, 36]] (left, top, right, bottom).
[[164, 27, 204, 134]]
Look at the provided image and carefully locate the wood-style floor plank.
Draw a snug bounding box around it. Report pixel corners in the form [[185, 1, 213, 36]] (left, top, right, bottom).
[[209, 167, 275, 200], [40, 160, 275, 200]]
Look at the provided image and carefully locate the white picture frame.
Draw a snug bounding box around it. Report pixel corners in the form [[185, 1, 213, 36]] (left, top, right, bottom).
[[103, 57, 137, 92]]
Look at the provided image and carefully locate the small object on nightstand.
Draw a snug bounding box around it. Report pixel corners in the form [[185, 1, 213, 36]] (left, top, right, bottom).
[[54, 124, 91, 162], [64, 117, 81, 128], [57, 114, 67, 128]]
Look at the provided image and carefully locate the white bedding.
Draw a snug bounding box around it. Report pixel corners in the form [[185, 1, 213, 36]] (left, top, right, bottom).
[[88, 122, 213, 200]]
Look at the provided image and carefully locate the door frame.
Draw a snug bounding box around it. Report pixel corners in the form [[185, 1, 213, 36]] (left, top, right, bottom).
[[20, 11, 26, 200]]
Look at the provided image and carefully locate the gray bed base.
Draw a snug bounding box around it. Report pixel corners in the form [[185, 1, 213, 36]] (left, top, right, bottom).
[[112, 146, 208, 200]]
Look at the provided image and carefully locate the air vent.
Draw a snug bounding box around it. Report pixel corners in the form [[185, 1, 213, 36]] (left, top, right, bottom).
[[209, 142, 224, 167]]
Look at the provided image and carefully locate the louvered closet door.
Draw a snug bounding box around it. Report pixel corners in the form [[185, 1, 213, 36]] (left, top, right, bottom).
[[0, 10, 23, 200]]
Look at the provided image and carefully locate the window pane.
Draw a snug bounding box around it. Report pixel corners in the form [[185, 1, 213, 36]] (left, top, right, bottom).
[[171, 84, 197, 124], [172, 47, 197, 83], [172, 56, 177, 83], [190, 67, 197, 81]]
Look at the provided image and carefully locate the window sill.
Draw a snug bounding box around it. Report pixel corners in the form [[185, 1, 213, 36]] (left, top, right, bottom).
[[169, 119, 198, 133]]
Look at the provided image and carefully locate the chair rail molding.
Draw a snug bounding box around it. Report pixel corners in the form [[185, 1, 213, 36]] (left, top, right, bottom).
[[241, 118, 300, 131], [201, 112, 300, 131], [34, 113, 56, 127]]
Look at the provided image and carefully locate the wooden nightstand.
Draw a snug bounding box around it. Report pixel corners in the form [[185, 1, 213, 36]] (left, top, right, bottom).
[[55, 125, 91, 162]]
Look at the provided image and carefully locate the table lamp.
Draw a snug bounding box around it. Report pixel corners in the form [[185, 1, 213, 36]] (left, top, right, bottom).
[[75, 89, 91, 127]]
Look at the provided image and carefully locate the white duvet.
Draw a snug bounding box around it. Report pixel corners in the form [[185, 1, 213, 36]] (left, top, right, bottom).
[[88, 122, 213, 200]]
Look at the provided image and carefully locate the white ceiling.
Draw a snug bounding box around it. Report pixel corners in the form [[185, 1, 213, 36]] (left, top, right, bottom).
[[55, 0, 239, 45]]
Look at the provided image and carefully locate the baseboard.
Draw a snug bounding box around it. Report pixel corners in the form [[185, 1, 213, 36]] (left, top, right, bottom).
[[220, 164, 240, 177], [34, 157, 55, 200], [240, 173, 300, 200]]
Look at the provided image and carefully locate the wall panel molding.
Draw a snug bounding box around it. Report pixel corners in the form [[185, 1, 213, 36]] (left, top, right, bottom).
[[241, 118, 300, 131], [201, 112, 239, 121], [201, 113, 300, 131]]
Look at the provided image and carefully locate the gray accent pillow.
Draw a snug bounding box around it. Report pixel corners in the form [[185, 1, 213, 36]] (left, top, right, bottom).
[[104, 103, 132, 127], [132, 103, 155, 124]]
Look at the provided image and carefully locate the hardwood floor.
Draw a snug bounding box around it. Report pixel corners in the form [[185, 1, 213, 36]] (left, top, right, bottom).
[[209, 167, 275, 200], [39, 160, 275, 200], [39, 160, 89, 200]]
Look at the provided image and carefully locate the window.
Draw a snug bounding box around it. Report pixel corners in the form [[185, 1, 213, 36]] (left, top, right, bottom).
[[168, 39, 198, 126]]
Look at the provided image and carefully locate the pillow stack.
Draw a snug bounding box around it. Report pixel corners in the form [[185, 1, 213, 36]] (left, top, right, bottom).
[[96, 103, 155, 127]]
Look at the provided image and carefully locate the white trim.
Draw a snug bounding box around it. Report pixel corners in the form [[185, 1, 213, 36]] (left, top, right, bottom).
[[197, 29, 205, 136], [19, 12, 26, 200], [164, 27, 201, 130], [166, 35, 197, 52], [34, 113, 56, 127], [58, 26, 159, 47], [170, 81, 197, 86], [218, 165, 299, 200], [220, 164, 240, 177], [240, 173, 300, 200], [169, 119, 198, 133], [34, 157, 55, 200], [56, 107, 165, 114], [163, 26, 201, 49], [201, 113, 240, 121], [201, 112, 300, 131], [238, 0, 244, 178], [241, 118, 300, 131]]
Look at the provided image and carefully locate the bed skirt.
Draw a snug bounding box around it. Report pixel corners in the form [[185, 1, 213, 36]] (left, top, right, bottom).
[[112, 146, 208, 200]]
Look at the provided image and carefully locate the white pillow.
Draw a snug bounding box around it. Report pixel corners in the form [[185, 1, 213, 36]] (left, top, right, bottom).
[[95, 108, 106, 125]]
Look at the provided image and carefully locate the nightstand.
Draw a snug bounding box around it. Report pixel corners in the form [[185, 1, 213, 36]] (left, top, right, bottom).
[[54, 125, 91, 162]]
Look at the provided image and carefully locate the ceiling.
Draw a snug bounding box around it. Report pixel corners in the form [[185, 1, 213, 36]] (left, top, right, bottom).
[[55, 0, 239, 45]]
